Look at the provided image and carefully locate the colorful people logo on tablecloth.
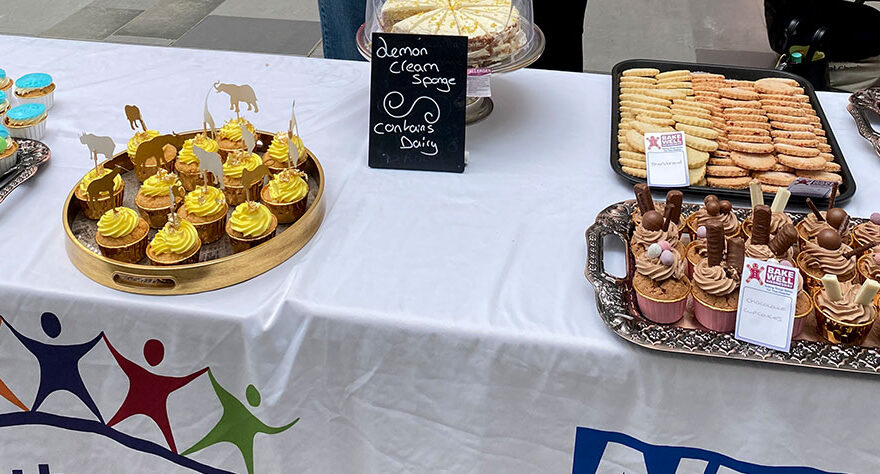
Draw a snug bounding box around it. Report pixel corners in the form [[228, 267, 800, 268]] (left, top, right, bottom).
[[0, 312, 299, 474]]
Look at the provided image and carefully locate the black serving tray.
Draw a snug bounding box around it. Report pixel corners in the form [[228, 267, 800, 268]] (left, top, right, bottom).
[[610, 59, 856, 205]]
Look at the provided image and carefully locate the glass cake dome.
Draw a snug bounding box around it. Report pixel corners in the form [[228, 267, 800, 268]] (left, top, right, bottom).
[[363, 0, 536, 68]]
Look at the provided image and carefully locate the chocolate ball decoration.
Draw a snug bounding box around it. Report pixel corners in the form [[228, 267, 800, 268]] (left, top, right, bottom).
[[706, 200, 721, 217], [817, 229, 842, 251], [826, 208, 848, 229], [719, 200, 732, 215], [642, 210, 664, 231]]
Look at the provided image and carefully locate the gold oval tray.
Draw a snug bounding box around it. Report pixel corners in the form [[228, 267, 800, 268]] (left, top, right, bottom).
[[63, 130, 325, 295]]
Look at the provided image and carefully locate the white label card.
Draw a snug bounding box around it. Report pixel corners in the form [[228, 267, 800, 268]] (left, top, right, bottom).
[[644, 131, 690, 188], [467, 68, 492, 98], [734, 258, 799, 352]]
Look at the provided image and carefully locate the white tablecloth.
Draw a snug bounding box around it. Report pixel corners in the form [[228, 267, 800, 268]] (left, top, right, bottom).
[[0, 35, 878, 473]]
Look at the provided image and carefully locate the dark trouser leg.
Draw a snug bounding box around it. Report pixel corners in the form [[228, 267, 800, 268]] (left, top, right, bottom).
[[531, 0, 589, 72], [318, 0, 367, 61]]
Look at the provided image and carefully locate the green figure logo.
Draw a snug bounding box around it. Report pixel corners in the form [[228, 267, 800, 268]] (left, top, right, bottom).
[[183, 370, 299, 474]]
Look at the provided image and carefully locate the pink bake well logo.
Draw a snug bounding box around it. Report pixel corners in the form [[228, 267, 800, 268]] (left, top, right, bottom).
[[765, 265, 797, 290], [660, 133, 683, 147]]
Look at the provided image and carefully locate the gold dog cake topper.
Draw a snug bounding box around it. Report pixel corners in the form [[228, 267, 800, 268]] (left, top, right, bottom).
[[213, 82, 259, 119]]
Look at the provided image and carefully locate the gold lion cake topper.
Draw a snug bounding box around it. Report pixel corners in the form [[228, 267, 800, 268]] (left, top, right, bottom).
[[79, 133, 115, 175], [241, 164, 271, 206], [213, 82, 259, 119]]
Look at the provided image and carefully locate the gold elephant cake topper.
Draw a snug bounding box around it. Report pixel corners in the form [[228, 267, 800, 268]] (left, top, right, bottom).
[[213, 82, 259, 119], [193, 145, 225, 191], [79, 133, 116, 175], [125, 105, 147, 131]]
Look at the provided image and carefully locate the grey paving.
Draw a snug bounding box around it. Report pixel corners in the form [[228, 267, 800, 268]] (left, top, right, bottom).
[[104, 34, 175, 46], [92, 0, 161, 9], [213, 0, 320, 22], [0, 0, 94, 35], [42, 6, 143, 40], [114, 0, 224, 40], [174, 16, 322, 55]]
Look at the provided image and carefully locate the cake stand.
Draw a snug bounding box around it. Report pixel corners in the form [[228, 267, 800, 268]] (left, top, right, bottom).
[[356, 24, 545, 124]]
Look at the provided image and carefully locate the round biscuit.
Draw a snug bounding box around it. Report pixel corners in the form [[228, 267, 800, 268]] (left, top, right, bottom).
[[686, 147, 710, 168], [776, 154, 826, 170], [620, 93, 672, 106], [774, 138, 818, 148], [727, 134, 772, 144], [622, 68, 660, 77], [619, 150, 646, 161], [656, 69, 692, 80], [712, 149, 731, 158], [728, 141, 774, 154], [766, 113, 811, 124], [636, 114, 675, 126], [723, 107, 765, 116], [676, 123, 718, 139], [824, 162, 841, 172], [770, 121, 814, 132], [760, 94, 798, 103], [724, 79, 755, 88], [619, 158, 647, 169], [632, 121, 675, 134], [763, 105, 805, 117], [657, 81, 692, 89], [721, 99, 763, 109], [819, 152, 835, 162], [708, 158, 735, 166], [642, 89, 688, 100], [720, 87, 760, 101], [770, 163, 794, 172], [706, 165, 749, 177], [727, 126, 769, 136], [620, 100, 670, 113], [707, 176, 752, 189], [774, 142, 819, 157], [754, 78, 796, 95], [754, 171, 797, 186], [626, 129, 646, 152], [621, 166, 648, 178], [691, 73, 725, 81], [730, 151, 776, 171], [685, 135, 719, 152], [689, 165, 707, 184], [769, 130, 816, 140], [795, 170, 842, 183], [817, 143, 832, 153], [673, 115, 713, 128], [618, 141, 634, 152], [619, 81, 654, 89]]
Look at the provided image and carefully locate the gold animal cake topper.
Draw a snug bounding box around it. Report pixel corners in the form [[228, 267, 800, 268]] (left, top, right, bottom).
[[166, 184, 186, 227], [79, 133, 116, 175], [213, 82, 259, 118], [241, 165, 271, 204], [193, 144, 225, 191], [204, 89, 217, 139], [241, 123, 256, 155], [132, 133, 187, 170], [87, 167, 122, 204], [288, 100, 300, 164], [125, 105, 147, 131]]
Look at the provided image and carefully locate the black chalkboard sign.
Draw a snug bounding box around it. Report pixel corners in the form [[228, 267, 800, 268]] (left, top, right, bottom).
[[369, 32, 467, 173]]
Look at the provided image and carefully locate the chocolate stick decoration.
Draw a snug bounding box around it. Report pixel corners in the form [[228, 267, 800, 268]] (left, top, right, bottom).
[[662, 205, 675, 232], [751, 205, 772, 246], [806, 198, 825, 222], [769, 224, 798, 257], [666, 190, 683, 225], [726, 237, 746, 275], [634, 184, 654, 214], [827, 182, 839, 209], [706, 222, 725, 267], [845, 241, 877, 259]]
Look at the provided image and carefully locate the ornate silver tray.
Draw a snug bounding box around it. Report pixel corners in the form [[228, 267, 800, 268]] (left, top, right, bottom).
[[585, 200, 880, 375], [848, 87, 880, 158], [0, 139, 51, 205]]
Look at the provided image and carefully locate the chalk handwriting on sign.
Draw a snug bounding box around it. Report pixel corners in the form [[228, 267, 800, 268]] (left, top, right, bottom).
[[369, 33, 467, 173]]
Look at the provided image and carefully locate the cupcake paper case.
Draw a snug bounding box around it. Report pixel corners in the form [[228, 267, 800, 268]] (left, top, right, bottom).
[[0, 69, 12, 93], [0, 125, 19, 176], [0, 90, 10, 121], [14, 73, 55, 110], [4, 103, 47, 140]]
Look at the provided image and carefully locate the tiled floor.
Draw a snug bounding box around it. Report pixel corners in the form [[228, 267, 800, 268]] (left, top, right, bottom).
[[0, 0, 776, 71]]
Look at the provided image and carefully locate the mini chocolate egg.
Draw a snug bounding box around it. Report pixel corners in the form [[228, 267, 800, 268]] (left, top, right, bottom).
[[872, 213, 880, 225], [817, 228, 841, 251], [659, 240, 672, 251], [660, 250, 675, 266], [647, 243, 663, 258], [874, 253, 880, 265], [780, 260, 793, 267], [697, 226, 707, 239], [642, 210, 664, 231]]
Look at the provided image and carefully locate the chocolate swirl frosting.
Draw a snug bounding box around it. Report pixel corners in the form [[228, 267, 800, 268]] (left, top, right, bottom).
[[693, 259, 739, 296], [633, 203, 682, 226], [770, 212, 793, 235], [745, 237, 793, 261], [800, 240, 857, 278], [860, 256, 880, 281], [632, 222, 680, 249], [853, 222, 880, 245], [693, 209, 739, 235], [800, 212, 851, 240], [635, 249, 686, 281], [817, 283, 876, 325]]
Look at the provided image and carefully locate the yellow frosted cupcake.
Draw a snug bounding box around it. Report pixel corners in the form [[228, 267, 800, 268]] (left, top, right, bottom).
[[225, 201, 277, 253], [222, 149, 262, 206], [74, 166, 125, 220], [146, 218, 201, 266], [217, 118, 256, 159], [135, 169, 184, 228], [175, 133, 220, 191], [127, 129, 174, 182], [95, 207, 149, 264], [262, 132, 306, 173], [260, 169, 308, 224], [177, 185, 228, 243]]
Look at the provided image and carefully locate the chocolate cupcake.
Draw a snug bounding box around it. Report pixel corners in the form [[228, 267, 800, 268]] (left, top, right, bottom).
[[692, 223, 744, 332]]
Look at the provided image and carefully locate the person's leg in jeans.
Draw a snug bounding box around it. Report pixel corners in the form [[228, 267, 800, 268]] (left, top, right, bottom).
[[318, 0, 367, 60], [531, 0, 589, 72]]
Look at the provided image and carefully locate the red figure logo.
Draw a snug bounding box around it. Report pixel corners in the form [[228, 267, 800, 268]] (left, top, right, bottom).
[[746, 263, 764, 285], [646, 135, 661, 151]]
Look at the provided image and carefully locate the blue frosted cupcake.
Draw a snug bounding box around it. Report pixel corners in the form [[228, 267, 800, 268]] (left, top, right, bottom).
[[0, 90, 9, 120], [0, 125, 18, 176], [14, 73, 54, 110], [0, 69, 11, 94], [4, 103, 47, 140]]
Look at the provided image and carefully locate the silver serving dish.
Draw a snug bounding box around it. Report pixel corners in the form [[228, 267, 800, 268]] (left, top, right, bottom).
[[0, 139, 51, 205], [585, 200, 880, 375], [848, 87, 880, 158]]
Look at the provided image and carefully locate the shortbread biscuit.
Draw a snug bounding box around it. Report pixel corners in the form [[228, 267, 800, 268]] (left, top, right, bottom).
[[707, 176, 751, 189], [619, 158, 647, 169], [689, 165, 707, 185], [728, 134, 772, 143], [763, 105, 805, 117], [766, 113, 811, 124], [723, 107, 765, 116], [684, 135, 719, 152], [657, 81, 692, 89], [770, 163, 794, 172], [755, 78, 797, 95], [819, 152, 835, 162], [728, 126, 769, 136], [643, 89, 688, 100], [824, 162, 841, 172], [626, 129, 646, 152], [676, 123, 719, 139], [708, 158, 735, 166], [730, 151, 776, 171], [636, 114, 675, 126], [673, 115, 714, 128], [775, 142, 819, 157], [686, 147, 710, 168], [632, 121, 675, 135], [817, 143, 832, 153], [721, 99, 763, 109], [776, 154, 826, 170], [770, 121, 814, 132], [656, 70, 692, 80], [754, 171, 797, 186], [622, 68, 660, 77], [707, 165, 749, 177], [619, 93, 672, 107], [619, 150, 646, 161], [795, 170, 842, 183], [728, 141, 774, 154], [774, 138, 818, 148], [770, 130, 817, 140], [621, 166, 648, 178], [720, 88, 760, 101]]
